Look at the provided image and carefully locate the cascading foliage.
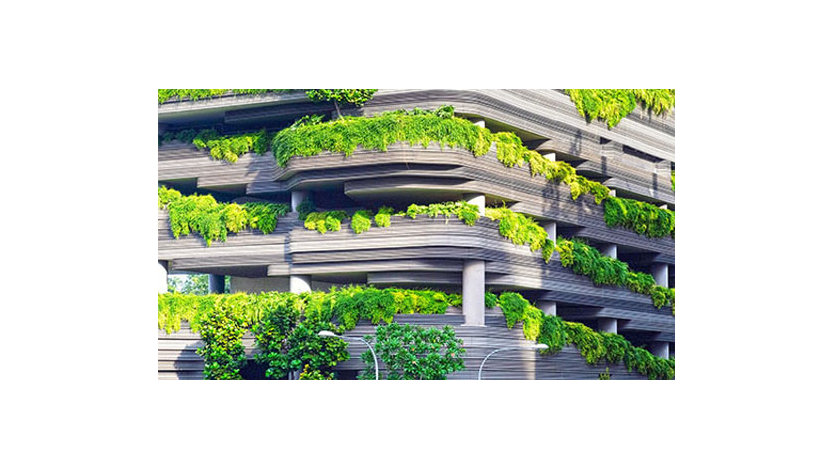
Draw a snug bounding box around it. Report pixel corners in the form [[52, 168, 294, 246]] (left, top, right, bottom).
[[158, 186, 289, 246], [564, 89, 676, 128], [158, 286, 673, 380], [297, 201, 672, 310]]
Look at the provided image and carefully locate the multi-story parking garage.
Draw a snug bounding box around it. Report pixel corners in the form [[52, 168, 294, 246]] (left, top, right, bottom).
[[157, 89, 675, 379]]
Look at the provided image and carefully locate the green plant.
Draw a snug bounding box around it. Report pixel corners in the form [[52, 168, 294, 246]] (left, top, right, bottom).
[[599, 367, 611, 380], [159, 128, 272, 163], [270, 106, 673, 239], [565, 89, 675, 127], [304, 210, 348, 234], [359, 323, 465, 380], [494, 290, 674, 379], [485, 207, 555, 262], [295, 198, 316, 220], [305, 89, 378, 118], [158, 89, 291, 104], [197, 294, 249, 380], [158, 186, 289, 246], [350, 210, 373, 234]]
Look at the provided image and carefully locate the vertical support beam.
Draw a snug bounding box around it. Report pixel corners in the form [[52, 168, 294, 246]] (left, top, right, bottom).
[[290, 274, 312, 294], [462, 260, 485, 326], [658, 204, 668, 210], [543, 221, 557, 242], [291, 190, 310, 213], [464, 193, 485, 216], [598, 318, 618, 334], [208, 274, 225, 294], [651, 263, 669, 288], [539, 301, 557, 317], [650, 341, 670, 359], [471, 119, 486, 128], [609, 189, 616, 197], [541, 152, 556, 162], [599, 243, 617, 259], [158, 261, 169, 294]]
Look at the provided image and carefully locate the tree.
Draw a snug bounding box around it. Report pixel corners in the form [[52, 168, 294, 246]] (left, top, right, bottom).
[[360, 323, 466, 380]]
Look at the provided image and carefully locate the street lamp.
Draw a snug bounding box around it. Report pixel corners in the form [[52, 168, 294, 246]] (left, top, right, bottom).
[[477, 343, 549, 380], [318, 330, 379, 380]]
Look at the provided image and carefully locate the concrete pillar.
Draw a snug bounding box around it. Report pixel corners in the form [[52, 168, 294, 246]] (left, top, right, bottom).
[[158, 261, 169, 294], [543, 221, 557, 242], [659, 204, 668, 210], [462, 260, 485, 326], [539, 301, 557, 316], [542, 152, 556, 162], [471, 119, 486, 128], [651, 263, 669, 288], [208, 274, 225, 294], [464, 193, 485, 216], [598, 318, 617, 334], [290, 274, 312, 294], [291, 190, 310, 213], [599, 243, 617, 259], [650, 341, 670, 359], [609, 189, 616, 197]]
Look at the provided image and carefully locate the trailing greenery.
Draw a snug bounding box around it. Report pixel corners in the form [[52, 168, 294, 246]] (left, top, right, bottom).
[[671, 171, 675, 192], [485, 207, 555, 262], [158, 286, 464, 379], [494, 292, 674, 379], [554, 237, 675, 311], [159, 128, 272, 163], [604, 196, 675, 238], [304, 210, 348, 234], [271, 106, 674, 238], [359, 323, 465, 380], [158, 286, 671, 380], [158, 186, 289, 246], [565, 89, 676, 128]]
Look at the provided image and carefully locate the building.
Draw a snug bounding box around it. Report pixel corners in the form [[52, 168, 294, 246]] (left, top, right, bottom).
[[157, 89, 675, 380]]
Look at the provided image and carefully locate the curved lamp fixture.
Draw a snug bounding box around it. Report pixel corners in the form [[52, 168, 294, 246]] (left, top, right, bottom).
[[318, 330, 379, 380], [478, 344, 548, 380]]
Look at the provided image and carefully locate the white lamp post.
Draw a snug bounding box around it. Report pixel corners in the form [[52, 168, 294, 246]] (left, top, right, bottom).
[[318, 330, 379, 380], [478, 344, 549, 380]]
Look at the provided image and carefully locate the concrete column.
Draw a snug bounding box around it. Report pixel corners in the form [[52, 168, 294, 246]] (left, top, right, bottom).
[[598, 318, 618, 334], [651, 263, 669, 288], [462, 260, 485, 326], [539, 301, 557, 316], [291, 190, 310, 213], [599, 243, 617, 259], [464, 193, 485, 216], [650, 341, 670, 359], [659, 204, 668, 210], [609, 189, 616, 197], [208, 274, 225, 294], [543, 221, 557, 242], [542, 152, 556, 162], [158, 261, 169, 294], [471, 119, 486, 128], [290, 275, 312, 294]]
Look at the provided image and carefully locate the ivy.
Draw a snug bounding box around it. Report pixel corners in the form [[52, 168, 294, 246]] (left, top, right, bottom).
[[494, 292, 674, 379], [359, 323, 465, 380], [158, 186, 289, 246], [564, 89, 676, 128]]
